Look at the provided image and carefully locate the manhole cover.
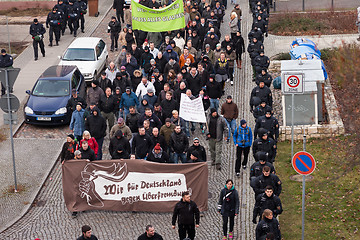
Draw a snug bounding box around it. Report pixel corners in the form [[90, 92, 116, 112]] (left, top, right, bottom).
[[290, 175, 314, 182]]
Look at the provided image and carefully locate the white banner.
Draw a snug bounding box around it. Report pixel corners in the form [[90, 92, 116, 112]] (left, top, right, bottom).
[[179, 93, 206, 123]]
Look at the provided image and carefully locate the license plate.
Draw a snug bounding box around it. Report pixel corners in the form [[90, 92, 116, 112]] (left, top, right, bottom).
[[37, 117, 51, 121]]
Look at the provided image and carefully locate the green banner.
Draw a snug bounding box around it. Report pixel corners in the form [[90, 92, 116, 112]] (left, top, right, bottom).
[[131, 0, 185, 32]]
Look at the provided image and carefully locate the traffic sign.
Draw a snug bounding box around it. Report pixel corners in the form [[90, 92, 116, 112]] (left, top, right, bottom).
[[292, 151, 316, 175], [0, 94, 20, 113], [282, 72, 304, 94], [0, 68, 20, 90]]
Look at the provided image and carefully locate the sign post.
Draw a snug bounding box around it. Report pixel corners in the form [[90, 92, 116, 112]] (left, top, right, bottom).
[[292, 151, 316, 240], [282, 72, 304, 158], [0, 68, 20, 192]]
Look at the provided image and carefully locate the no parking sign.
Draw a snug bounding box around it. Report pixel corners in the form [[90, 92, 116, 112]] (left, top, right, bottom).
[[282, 72, 304, 94], [292, 151, 316, 175]]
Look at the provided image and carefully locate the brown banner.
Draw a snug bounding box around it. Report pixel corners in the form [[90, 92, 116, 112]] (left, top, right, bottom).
[[62, 159, 208, 212]]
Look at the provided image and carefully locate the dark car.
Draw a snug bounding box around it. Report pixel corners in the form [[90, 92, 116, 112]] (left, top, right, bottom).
[[24, 65, 86, 125]]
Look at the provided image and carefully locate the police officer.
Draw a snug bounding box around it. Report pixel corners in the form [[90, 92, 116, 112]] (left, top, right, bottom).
[[250, 80, 272, 111], [46, 7, 61, 46], [67, 0, 80, 37], [78, 0, 87, 33], [254, 111, 279, 141], [29, 18, 46, 61], [55, 0, 68, 36], [252, 166, 282, 199], [252, 129, 276, 163], [255, 68, 272, 87], [0, 49, 13, 95], [253, 51, 270, 75], [253, 186, 282, 224], [108, 16, 121, 52], [250, 152, 275, 185], [253, 100, 272, 120]]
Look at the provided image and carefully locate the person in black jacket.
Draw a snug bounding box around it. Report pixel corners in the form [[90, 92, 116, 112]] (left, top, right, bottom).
[[109, 129, 131, 158], [150, 127, 167, 152], [186, 138, 207, 163], [253, 100, 272, 120], [126, 106, 141, 133], [137, 225, 163, 240], [29, 18, 46, 61], [250, 151, 276, 187], [67, 89, 87, 113], [112, 144, 130, 159], [98, 72, 113, 92], [254, 111, 279, 141], [253, 166, 282, 199], [46, 7, 61, 46], [99, 87, 117, 131], [233, 31, 245, 69], [108, 16, 121, 52], [206, 75, 222, 111], [113, 0, 125, 23], [85, 107, 106, 160], [160, 91, 179, 120], [253, 186, 282, 224], [132, 127, 153, 159], [60, 134, 77, 163], [147, 143, 169, 163], [67, 0, 80, 37], [255, 209, 281, 240], [218, 179, 240, 239], [172, 191, 200, 240], [170, 125, 189, 163], [250, 81, 272, 111], [79, 141, 96, 161], [78, 0, 87, 33], [252, 130, 277, 163]]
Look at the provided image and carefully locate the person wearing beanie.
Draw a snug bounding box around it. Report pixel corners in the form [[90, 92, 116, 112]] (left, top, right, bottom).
[[60, 134, 77, 163], [76, 225, 98, 240], [46, 7, 61, 46], [206, 108, 228, 170], [30, 18, 46, 61], [147, 142, 170, 163], [86, 79, 104, 106], [233, 119, 253, 174]]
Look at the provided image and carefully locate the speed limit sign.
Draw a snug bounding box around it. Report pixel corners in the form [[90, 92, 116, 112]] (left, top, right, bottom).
[[282, 72, 304, 94]]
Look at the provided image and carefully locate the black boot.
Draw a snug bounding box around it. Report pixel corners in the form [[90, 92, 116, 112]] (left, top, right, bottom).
[[48, 42, 52, 47]]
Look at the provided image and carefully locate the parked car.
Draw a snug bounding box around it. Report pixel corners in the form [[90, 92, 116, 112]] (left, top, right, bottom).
[[24, 65, 86, 125], [59, 37, 108, 82]]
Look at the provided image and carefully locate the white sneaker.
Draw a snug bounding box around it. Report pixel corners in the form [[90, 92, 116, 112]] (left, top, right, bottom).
[[226, 79, 230, 83], [230, 81, 234, 86]]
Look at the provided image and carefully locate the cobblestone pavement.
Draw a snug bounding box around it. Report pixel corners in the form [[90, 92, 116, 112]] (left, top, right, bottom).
[[0, 0, 258, 238]]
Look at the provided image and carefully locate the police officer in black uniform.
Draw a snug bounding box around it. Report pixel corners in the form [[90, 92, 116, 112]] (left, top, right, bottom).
[[254, 111, 279, 141], [253, 185, 282, 224], [29, 18, 46, 61], [252, 129, 277, 163], [250, 80, 272, 111], [67, 0, 80, 37], [55, 0, 68, 36], [46, 7, 62, 46], [0, 49, 14, 95], [108, 16, 121, 52], [78, 0, 87, 33]]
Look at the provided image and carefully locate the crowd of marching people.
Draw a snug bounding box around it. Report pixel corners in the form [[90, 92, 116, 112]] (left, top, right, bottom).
[[58, 0, 285, 239]]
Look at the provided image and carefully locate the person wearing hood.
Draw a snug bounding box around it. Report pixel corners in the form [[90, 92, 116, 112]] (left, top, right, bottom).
[[163, 45, 179, 62], [171, 191, 200, 240], [233, 119, 252, 174], [206, 108, 228, 170], [218, 179, 240, 240], [109, 129, 131, 158], [85, 107, 106, 160], [255, 209, 281, 240], [138, 98, 153, 115], [170, 41, 182, 58], [147, 143, 169, 163], [70, 103, 86, 140], [112, 144, 130, 159], [254, 111, 279, 141], [225, 45, 236, 86], [140, 46, 154, 76], [113, 71, 132, 93]]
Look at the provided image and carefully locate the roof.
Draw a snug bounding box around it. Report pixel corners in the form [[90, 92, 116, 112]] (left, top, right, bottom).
[[67, 37, 102, 49], [39, 65, 77, 79]]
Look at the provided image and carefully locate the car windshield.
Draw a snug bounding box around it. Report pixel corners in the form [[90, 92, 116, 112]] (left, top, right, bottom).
[[32, 79, 70, 97], [62, 48, 95, 61]]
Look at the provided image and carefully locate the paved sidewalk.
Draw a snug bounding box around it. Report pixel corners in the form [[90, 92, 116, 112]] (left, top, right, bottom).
[[0, 0, 112, 233]]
